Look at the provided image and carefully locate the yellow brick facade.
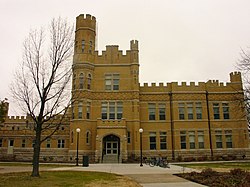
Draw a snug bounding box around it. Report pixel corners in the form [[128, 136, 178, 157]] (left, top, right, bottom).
[[0, 14, 249, 163]]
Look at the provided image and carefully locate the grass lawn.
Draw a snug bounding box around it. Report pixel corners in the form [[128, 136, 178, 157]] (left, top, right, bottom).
[[0, 171, 140, 187], [176, 161, 250, 171]]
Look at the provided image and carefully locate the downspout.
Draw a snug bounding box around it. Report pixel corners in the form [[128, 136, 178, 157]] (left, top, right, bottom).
[[169, 91, 175, 160], [205, 91, 213, 159]]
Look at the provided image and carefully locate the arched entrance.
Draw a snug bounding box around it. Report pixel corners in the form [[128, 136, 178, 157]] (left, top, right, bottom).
[[102, 134, 120, 163]]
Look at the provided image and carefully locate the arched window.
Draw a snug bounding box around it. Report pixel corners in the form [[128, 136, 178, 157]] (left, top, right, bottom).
[[79, 73, 84, 89], [86, 131, 91, 144], [87, 74, 92, 89], [71, 131, 74, 143]]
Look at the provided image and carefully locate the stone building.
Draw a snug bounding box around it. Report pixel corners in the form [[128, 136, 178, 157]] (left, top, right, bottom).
[[0, 14, 249, 163]]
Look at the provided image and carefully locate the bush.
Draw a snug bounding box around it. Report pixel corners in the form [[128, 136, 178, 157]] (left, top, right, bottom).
[[183, 157, 196, 162], [176, 155, 182, 162]]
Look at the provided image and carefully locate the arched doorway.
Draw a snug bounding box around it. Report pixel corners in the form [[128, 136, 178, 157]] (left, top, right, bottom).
[[102, 134, 120, 163]]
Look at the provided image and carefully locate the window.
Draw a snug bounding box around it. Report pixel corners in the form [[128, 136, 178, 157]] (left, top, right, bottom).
[[189, 131, 195, 149], [101, 102, 108, 119], [22, 139, 26, 148], [196, 102, 202, 119], [81, 40, 85, 52], [86, 102, 90, 119], [178, 103, 185, 120], [86, 131, 90, 144], [79, 73, 84, 89], [71, 131, 74, 144], [148, 103, 156, 120], [160, 132, 167, 149], [0, 139, 3, 147], [72, 103, 75, 119], [198, 131, 204, 149], [87, 74, 91, 89], [215, 130, 223, 148], [159, 104, 166, 120], [149, 132, 157, 150], [117, 102, 123, 119], [180, 131, 186, 149], [32, 140, 35, 147], [78, 102, 83, 119], [187, 103, 193, 120], [225, 130, 232, 148], [105, 74, 120, 91], [222, 103, 229, 119], [213, 103, 220, 119], [46, 138, 51, 148], [58, 139, 65, 148], [101, 102, 123, 120], [127, 131, 131, 144], [109, 102, 115, 119], [89, 41, 92, 53]]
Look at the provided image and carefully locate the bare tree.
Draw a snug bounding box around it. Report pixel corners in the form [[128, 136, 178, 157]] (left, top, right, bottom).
[[237, 48, 250, 132], [11, 17, 74, 177]]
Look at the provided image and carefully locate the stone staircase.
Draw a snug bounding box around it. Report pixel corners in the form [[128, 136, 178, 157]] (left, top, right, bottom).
[[102, 155, 121, 163]]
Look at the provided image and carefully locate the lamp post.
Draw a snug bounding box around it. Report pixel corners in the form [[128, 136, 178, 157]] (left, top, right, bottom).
[[76, 128, 81, 166], [139, 128, 143, 167]]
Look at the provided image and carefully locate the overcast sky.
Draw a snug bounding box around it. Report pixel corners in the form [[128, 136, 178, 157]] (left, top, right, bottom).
[[1, 0, 250, 115]]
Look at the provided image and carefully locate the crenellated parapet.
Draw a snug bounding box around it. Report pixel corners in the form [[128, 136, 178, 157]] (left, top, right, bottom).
[[76, 14, 96, 31], [140, 72, 243, 93]]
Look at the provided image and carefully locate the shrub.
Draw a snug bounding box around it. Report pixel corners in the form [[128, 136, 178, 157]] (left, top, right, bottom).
[[176, 155, 182, 162]]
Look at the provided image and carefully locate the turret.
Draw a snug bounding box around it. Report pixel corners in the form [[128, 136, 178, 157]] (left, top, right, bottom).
[[230, 72, 242, 83], [74, 14, 96, 55]]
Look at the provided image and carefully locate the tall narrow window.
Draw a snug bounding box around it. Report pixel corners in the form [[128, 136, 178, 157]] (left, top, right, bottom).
[[196, 102, 202, 119], [117, 102, 123, 119], [159, 104, 166, 120], [225, 130, 232, 148], [215, 130, 223, 148], [198, 131, 204, 149], [0, 139, 2, 147], [73, 74, 76, 90], [78, 101, 83, 119], [180, 131, 186, 149], [86, 102, 90, 119], [71, 131, 74, 143], [127, 131, 131, 144], [81, 40, 85, 52], [21, 139, 26, 148], [160, 132, 167, 149], [101, 102, 108, 119], [213, 103, 220, 119], [109, 102, 115, 119], [149, 132, 157, 150], [222, 103, 229, 119], [86, 131, 90, 144], [187, 103, 193, 119], [189, 131, 195, 149], [105, 74, 112, 90], [79, 73, 84, 89], [178, 103, 185, 120], [148, 103, 156, 120], [32, 140, 35, 147], [72, 103, 74, 119], [46, 138, 51, 148], [89, 41, 92, 53], [113, 74, 119, 90], [87, 74, 91, 89], [57, 139, 65, 148]]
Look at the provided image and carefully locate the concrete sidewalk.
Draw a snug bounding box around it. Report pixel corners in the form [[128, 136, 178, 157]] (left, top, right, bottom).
[[49, 163, 206, 187]]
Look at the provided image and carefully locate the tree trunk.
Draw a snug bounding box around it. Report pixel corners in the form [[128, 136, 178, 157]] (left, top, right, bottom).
[[31, 124, 42, 177]]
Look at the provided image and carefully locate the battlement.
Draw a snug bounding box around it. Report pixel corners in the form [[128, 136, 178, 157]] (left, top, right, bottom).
[[140, 72, 243, 92], [76, 14, 96, 31], [130, 40, 138, 50]]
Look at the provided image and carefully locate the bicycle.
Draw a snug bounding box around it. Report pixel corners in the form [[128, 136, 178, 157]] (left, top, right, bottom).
[[149, 157, 170, 168]]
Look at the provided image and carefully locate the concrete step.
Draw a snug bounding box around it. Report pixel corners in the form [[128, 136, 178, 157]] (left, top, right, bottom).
[[102, 155, 121, 163]]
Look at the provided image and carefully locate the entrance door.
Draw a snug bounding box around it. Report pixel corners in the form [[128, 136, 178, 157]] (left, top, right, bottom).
[[106, 141, 118, 155]]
